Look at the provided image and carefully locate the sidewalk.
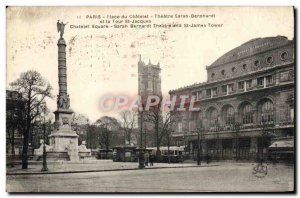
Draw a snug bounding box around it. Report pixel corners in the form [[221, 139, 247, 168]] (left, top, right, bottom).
[[6, 160, 218, 175]]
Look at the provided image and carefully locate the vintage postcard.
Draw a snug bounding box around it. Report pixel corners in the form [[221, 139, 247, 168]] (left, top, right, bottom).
[[6, 6, 294, 192]]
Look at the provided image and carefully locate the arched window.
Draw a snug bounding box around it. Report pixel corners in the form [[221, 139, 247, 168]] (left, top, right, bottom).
[[207, 108, 218, 127], [189, 111, 204, 131], [241, 104, 253, 124], [224, 106, 235, 125], [260, 100, 274, 122]]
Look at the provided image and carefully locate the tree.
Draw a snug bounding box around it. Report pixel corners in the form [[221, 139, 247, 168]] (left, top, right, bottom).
[[143, 105, 181, 159], [84, 124, 99, 149], [10, 70, 53, 169], [95, 116, 122, 150], [33, 107, 53, 149], [119, 111, 138, 146], [71, 112, 89, 145]]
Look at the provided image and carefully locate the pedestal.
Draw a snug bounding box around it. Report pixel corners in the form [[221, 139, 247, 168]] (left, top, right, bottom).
[[48, 108, 79, 161]]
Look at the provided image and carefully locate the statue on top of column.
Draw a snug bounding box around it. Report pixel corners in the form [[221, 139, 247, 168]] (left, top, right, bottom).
[[57, 20, 68, 38]]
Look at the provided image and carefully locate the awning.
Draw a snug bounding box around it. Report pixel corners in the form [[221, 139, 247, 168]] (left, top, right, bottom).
[[269, 140, 294, 148]]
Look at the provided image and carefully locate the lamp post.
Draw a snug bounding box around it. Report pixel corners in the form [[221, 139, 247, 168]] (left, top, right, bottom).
[[138, 110, 145, 169], [196, 123, 203, 166], [215, 119, 220, 161], [233, 122, 241, 162], [167, 129, 173, 164], [260, 114, 267, 164], [41, 105, 48, 172]]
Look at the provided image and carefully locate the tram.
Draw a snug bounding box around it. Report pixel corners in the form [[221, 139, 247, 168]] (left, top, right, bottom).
[[147, 146, 185, 163]]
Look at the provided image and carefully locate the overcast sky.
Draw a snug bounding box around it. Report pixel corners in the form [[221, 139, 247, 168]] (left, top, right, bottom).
[[6, 7, 294, 122]]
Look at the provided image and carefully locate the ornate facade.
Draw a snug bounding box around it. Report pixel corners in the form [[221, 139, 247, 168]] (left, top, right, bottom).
[[169, 36, 294, 160]]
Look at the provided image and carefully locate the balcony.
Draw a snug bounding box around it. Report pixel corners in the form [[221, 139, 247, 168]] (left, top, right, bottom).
[[204, 120, 293, 133]]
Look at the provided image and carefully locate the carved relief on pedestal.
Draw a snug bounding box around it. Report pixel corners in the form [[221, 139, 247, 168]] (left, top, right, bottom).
[[61, 116, 69, 126], [53, 120, 61, 131], [57, 94, 70, 109]]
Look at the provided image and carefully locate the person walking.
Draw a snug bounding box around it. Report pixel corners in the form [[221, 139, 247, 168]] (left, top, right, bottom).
[[145, 152, 149, 166], [149, 154, 154, 166]]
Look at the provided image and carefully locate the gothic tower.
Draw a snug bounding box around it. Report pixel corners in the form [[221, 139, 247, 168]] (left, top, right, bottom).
[[138, 55, 162, 147]]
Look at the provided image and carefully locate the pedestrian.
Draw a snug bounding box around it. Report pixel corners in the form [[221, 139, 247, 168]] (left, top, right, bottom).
[[206, 154, 209, 164], [145, 152, 149, 166], [149, 154, 154, 166]]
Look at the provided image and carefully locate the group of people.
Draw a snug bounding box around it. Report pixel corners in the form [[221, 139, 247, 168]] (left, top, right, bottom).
[[145, 152, 155, 166]]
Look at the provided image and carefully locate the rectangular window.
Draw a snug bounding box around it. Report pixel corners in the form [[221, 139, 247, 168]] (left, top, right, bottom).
[[228, 84, 234, 93], [212, 87, 217, 97], [206, 89, 211, 97], [238, 81, 244, 90], [290, 107, 294, 122], [257, 77, 264, 87], [246, 79, 252, 90], [192, 92, 197, 100], [198, 91, 202, 100], [178, 122, 182, 132], [266, 75, 273, 85], [222, 85, 227, 93]]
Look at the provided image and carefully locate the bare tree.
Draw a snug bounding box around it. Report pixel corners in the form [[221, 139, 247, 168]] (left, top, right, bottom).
[[119, 111, 138, 146], [10, 70, 53, 169], [143, 106, 161, 154], [144, 105, 181, 159]]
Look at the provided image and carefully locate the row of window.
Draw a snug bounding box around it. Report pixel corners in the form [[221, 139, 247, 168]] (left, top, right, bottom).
[[192, 75, 274, 100], [211, 51, 289, 78], [177, 99, 293, 133]]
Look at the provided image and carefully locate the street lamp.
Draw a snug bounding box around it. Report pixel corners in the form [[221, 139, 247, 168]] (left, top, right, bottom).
[[196, 123, 204, 166], [167, 129, 174, 164], [259, 114, 268, 164], [41, 104, 48, 172], [138, 110, 145, 169], [215, 119, 220, 161], [233, 122, 241, 162]]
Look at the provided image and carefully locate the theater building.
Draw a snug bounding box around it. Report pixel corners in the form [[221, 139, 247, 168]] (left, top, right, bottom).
[[169, 36, 294, 161]]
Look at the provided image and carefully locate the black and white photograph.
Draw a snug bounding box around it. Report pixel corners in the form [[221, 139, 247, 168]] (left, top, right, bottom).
[[5, 6, 295, 192]]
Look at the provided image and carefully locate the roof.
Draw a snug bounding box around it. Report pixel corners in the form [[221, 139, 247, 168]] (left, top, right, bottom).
[[269, 140, 294, 148], [169, 36, 293, 94], [209, 36, 292, 68]]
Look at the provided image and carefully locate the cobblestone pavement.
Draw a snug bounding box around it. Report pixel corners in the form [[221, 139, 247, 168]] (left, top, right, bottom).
[[6, 162, 294, 192]]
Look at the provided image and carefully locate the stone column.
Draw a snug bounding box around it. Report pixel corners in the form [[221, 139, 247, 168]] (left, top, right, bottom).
[[57, 38, 70, 110], [58, 38, 67, 96], [47, 27, 79, 162]]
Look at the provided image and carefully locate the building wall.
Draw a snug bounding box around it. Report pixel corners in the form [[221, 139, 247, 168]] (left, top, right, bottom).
[[169, 36, 294, 160], [6, 90, 26, 156]]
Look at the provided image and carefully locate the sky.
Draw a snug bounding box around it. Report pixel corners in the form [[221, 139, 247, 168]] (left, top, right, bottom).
[[6, 7, 294, 122]]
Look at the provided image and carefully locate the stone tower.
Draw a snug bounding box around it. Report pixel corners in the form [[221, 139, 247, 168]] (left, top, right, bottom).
[[138, 55, 162, 98], [138, 55, 162, 147], [48, 22, 79, 161]]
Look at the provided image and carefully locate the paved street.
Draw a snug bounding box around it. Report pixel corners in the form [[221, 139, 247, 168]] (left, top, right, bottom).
[[6, 160, 205, 174], [6, 163, 294, 192]]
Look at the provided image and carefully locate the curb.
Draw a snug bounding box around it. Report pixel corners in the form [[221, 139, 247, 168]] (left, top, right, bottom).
[[6, 164, 218, 176]]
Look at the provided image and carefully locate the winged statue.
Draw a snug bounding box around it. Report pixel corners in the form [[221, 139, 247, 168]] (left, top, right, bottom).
[[57, 20, 68, 38]]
